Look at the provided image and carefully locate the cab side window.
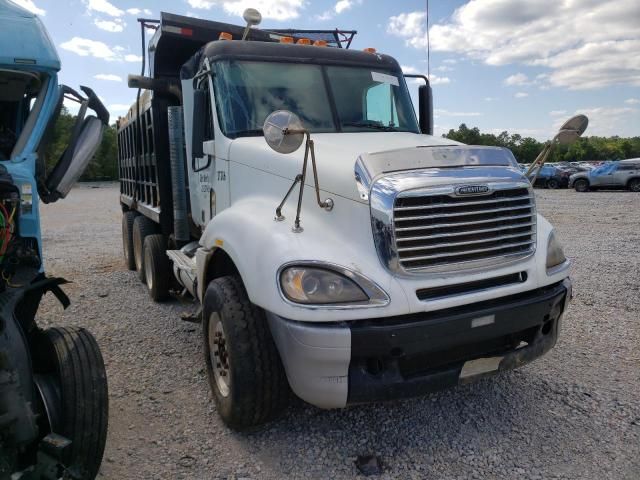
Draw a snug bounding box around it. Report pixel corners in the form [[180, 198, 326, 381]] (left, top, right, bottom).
[[365, 83, 399, 127], [199, 78, 214, 142]]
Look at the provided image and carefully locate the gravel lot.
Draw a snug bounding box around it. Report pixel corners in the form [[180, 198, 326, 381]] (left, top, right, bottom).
[[39, 183, 639, 479]]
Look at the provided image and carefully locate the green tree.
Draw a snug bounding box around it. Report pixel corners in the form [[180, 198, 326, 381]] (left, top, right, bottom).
[[444, 124, 640, 164]]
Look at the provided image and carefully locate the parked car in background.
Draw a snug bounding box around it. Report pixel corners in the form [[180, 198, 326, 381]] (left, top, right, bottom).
[[569, 159, 640, 192], [530, 165, 572, 189]]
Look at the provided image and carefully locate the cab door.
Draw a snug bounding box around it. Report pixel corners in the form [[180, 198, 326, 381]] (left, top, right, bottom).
[[191, 70, 229, 226]]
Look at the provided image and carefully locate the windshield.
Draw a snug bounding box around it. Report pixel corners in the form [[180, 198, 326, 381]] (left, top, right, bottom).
[[212, 61, 419, 138]]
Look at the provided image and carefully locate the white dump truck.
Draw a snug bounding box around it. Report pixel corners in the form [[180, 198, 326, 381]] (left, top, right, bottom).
[[118, 10, 573, 430]]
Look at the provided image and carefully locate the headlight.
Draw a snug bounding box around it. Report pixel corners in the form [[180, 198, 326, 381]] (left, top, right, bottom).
[[281, 267, 368, 304], [546, 230, 567, 271]]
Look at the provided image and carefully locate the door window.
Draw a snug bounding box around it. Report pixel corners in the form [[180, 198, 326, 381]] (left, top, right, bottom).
[[365, 83, 399, 127]]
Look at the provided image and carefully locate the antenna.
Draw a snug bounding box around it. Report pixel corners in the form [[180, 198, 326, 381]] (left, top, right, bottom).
[[426, 0, 430, 79]]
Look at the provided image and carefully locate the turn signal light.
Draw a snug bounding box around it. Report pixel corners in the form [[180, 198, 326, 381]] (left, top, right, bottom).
[[297, 38, 311, 45], [363, 47, 377, 53], [313, 40, 328, 47], [219, 32, 232, 41], [280, 36, 294, 44]]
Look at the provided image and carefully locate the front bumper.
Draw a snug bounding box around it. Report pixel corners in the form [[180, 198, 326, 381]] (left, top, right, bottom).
[[267, 278, 571, 409]]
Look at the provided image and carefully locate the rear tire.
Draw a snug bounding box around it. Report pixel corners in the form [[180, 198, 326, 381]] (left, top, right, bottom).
[[40, 327, 108, 479], [202, 276, 289, 430], [547, 178, 560, 189], [122, 211, 137, 270], [574, 179, 590, 192], [628, 178, 640, 192], [132, 216, 158, 282], [143, 234, 171, 301]]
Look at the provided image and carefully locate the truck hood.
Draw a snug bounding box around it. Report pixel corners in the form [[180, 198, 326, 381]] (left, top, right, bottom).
[[229, 132, 465, 203]]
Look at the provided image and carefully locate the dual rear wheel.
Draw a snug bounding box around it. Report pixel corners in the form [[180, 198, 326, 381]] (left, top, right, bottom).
[[121, 211, 171, 301]]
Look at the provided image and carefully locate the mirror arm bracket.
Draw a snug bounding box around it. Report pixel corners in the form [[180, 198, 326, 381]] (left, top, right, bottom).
[[275, 130, 334, 233]]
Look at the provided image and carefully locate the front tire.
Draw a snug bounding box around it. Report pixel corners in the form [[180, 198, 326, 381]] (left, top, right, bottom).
[[547, 178, 560, 189], [143, 234, 171, 301], [37, 327, 108, 479], [132, 216, 158, 282], [202, 276, 289, 430], [628, 178, 640, 192], [574, 179, 590, 192]]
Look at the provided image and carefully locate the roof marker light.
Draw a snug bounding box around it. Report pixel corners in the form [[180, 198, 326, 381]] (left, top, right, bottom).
[[363, 47, 377, 53], [297, 38, 311, 45], [313, 40, 328, 47], [280, 36, 294, 44], [219, 32, 233, 41]]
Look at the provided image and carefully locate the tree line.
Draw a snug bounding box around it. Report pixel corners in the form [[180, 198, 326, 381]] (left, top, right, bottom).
[[45, 109, 640, 182], [444, 124, 640, 164]]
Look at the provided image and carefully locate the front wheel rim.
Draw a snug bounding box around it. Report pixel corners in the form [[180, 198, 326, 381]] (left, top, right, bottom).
[[209, 313, 231, 397]]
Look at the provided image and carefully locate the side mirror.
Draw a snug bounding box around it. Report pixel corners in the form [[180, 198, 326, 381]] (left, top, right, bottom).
[[191, 88, 206, 161], [404, 74, 433, 135], [40, 85, 109, 203], [263, 110, 305, 154]]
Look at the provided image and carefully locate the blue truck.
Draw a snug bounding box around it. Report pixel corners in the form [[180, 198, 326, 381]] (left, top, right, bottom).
[[0, 1, 109, 478]]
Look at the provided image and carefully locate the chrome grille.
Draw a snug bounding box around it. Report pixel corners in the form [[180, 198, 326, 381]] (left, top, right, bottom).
[[393, 186, 536, 271]]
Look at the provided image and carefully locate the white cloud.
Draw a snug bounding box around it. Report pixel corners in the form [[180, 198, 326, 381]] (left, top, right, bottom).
[[60, 37, 142, 63], [9, 0, 45, 15], [402, 66, 450, 86], [94, 19, 125, 32], [315, 10, 333, 21], [94, 74, 122, 82], [430, 74, 450, 85], [549, 110, 567, 116], [504, 73, 530, 86], [484, 97, 496, 101], [60, 37, 119, 60], [388, 11, 426, 45], [387, 0, 640, 90], [443, 59, 457, 64], [514, 92, 529, 98], [187, 0, 305, 20], [435, 65, 453, 72], [335, 0, 361, 14], [126, 8, 152, 15], [435, 109, 482, 117], [625, 98, 640, 105], [567, 106, 637, 136], [187, 0, 215, 8], [86, 0, 123, 17], [124, 54, 143, 63]]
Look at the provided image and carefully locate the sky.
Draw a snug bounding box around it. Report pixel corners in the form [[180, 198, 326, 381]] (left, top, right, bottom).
[[11, 0, 640, 140]]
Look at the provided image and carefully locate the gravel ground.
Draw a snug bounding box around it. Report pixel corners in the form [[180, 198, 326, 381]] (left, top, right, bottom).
[[38, 183, 639, 480]]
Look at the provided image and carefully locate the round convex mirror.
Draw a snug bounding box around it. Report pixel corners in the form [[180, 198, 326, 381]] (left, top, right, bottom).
[[263, 110, 305, 154], [243, 8, 262, 26], [555, 129, 580, 145], [559, 114, 588, 137]]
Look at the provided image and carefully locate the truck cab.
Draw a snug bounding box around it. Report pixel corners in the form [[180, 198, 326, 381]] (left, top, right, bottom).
[[119, 11, 572, 430]]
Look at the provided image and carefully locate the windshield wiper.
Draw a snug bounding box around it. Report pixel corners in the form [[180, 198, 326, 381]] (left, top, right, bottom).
[[343, 121, 401, 132]]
